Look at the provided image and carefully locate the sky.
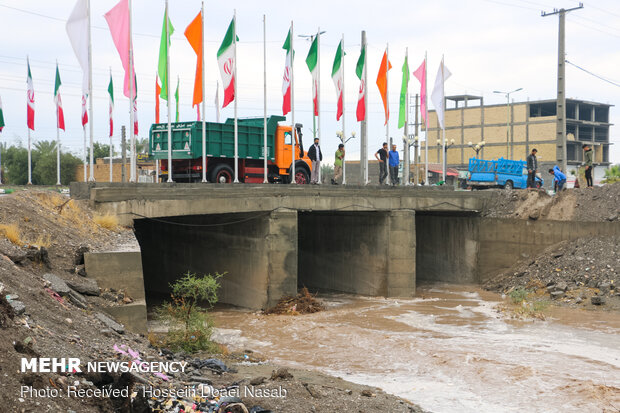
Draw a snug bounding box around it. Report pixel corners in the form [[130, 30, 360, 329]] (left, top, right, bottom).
[[0, 0, 619, 165]]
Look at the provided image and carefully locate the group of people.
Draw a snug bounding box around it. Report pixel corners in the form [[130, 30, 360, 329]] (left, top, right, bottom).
[[307, 138, 401, 186], [526, 144, 594, 192], [307, 137, 345, 185]]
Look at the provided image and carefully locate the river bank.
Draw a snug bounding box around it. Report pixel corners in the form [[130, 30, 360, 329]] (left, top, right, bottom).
[[0, 189, 424, 412]]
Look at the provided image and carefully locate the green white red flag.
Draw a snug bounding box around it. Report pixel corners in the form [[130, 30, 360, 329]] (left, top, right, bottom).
[[27, 58, 35, 131], [331, 40, 344, 121], [281, 27, 293, 116], [355, 45, 366, 122], [305, 35, 319, 116], [217, 18, 236, 108], [108, 73, 114, 137], [54, 64, 65, 131]]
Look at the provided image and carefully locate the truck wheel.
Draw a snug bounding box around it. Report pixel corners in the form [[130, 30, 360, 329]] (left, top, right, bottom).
[[504, 180, 513, 190], [211, 164, 234, 184], [294, 169, 310, 184]]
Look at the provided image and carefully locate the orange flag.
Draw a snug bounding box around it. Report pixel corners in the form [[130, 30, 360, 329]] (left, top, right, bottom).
[[184, 11, 203, 107], [376, 50, 392, 125], [155, 77, 161, 123]]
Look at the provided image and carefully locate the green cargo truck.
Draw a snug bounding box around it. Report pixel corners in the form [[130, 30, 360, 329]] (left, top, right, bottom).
[[149, 116, 312, 183]]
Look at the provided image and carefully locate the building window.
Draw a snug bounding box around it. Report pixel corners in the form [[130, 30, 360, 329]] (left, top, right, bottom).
[[529, 102, 556, 117], [578, 104, 593, 121], [594, 106, 609, 123]]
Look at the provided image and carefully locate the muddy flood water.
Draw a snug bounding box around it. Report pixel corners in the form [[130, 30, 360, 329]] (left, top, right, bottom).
[[211, 284, 620, 413]]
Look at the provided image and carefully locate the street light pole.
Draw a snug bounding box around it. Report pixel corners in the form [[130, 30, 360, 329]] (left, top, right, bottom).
[[494, 88, 522, 160]]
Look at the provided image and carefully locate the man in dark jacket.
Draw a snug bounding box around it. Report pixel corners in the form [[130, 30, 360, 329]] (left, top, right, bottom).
[[308, 138, 322, 184], [583, 144, 593, 187], [526, 148, 538, 189], [374, 142, 388, 184]]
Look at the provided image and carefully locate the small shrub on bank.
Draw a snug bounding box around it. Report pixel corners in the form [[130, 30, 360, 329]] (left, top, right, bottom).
[[0, 223, 22, 245], [509, 287, 528, 304], [157, 272, 223, 353], [93, 213, 119, 230]]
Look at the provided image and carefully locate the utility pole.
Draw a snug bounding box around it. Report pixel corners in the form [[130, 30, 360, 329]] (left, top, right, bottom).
[[542, 3, 583, 172], [121, 125, 126, 183]]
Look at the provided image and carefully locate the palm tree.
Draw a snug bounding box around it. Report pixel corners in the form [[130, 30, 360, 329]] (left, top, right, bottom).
[[34, 140, 57, 155]]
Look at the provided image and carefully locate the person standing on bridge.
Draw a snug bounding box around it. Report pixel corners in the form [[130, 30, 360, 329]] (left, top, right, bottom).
[[332, 144, 345, 185], [375, 142, 389, 185], [388, 144, 400, 186], [526, 148, 538, 189], [308, 138, 323, 184]]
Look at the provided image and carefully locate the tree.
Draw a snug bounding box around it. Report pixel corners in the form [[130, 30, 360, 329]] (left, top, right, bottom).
[[34, 140, 57, 156], [3, 146, 28, 185], [93, 142, 111, 160]]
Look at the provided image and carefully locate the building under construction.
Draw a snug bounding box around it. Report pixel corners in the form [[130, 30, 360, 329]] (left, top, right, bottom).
[[423, 95, 612, 174]]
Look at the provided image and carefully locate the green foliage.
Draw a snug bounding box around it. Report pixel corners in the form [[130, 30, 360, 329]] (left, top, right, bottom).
[[93, 142, 112, 160], [509, 287, 528, 304], [603, 165, 620, 184], [157, 272, 223, 353], [0, 141, 82, 185]]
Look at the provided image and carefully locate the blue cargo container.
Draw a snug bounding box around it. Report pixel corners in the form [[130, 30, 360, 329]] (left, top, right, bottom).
[[467, 157, 543, 189]]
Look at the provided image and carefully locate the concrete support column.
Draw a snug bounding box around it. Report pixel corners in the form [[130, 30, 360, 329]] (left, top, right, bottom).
[[265, 209, 298, 309], [386, 210, 416, 297]]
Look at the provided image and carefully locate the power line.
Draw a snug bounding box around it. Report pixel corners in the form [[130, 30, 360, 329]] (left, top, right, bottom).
[[565, 60, 620, 88]]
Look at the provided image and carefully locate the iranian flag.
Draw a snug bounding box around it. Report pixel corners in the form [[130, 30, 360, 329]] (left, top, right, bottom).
[[281, 27, 292, 116], [355, 45, 366, 122], [54, 64, 65, 131], [81, 94, 89, 127], [305, 35, 318, 116], [0, 95, 5, 132], [217, 18, 236, 108], [108, 74, 114, 137], [27, 58, 35, 131], [331, 40, 344, 121]]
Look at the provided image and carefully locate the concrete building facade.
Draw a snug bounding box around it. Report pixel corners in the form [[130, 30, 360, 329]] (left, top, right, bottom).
[[424, 96, 612, 173]]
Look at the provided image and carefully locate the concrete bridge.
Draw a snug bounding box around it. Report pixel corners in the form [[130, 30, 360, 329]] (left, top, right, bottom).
[[72, 183, 620, 334], [72, 183, 493, 309]]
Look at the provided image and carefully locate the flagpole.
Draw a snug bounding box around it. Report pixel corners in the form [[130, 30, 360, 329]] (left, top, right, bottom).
[[291, 22, 296, 185], [56, 60, 61, 186], [263, 14, 268, 184], [26, 55, 32, 185], [424, 51, 428, 186], [442, 55, 446, 183], [342, 33, 346, 185], [56, 109, 61, 186], [201, 0, 207, 183], [317, 27, 321, 184], [82, 124, 87, 181], [128, 0, 136, 182], [87, 0, 95, 182], [233, 9, 239, 183], [362, 31, 368, 185], [404, 47, 409, 186], [165, 0, 173, 183], [386, 42, 389, 184], [110, 67, 114, 183]]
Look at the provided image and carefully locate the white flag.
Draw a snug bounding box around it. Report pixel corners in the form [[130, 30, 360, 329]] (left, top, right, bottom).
[[66, 0, 90, 93], [215, 81, 221, 123], [430, 57, 451, 130]]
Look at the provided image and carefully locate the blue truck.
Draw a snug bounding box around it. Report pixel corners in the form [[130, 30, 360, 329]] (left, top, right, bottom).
[[467, 157, 543, 190]]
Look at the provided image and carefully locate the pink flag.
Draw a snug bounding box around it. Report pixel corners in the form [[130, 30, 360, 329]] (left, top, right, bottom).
[[413, 59, 427, 128], [104, 0, 136, 99]]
